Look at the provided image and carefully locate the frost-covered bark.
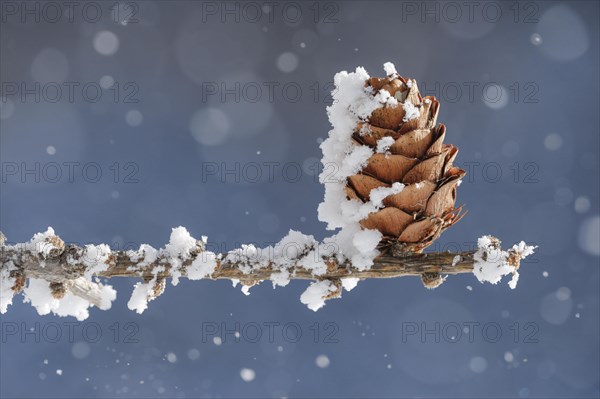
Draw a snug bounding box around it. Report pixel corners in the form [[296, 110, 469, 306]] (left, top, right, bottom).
[[0, 227, 534, 318]]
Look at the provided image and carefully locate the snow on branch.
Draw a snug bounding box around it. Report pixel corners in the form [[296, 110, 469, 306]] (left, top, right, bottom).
[[0, 227, 535, 319], [0, 63, 536, 320]]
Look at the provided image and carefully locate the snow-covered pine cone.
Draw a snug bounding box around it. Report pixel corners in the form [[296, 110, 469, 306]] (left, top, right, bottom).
[[347, 72, 465, 254]]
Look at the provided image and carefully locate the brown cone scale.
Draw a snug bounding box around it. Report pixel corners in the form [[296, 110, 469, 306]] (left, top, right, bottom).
[[348, 73, 465, 254]]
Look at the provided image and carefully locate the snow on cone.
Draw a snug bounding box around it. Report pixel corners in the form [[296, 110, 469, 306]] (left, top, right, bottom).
[[353, 71, 465, 253]]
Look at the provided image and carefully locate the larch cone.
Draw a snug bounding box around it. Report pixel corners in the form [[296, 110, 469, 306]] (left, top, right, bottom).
[[347, 72, 466, 255]]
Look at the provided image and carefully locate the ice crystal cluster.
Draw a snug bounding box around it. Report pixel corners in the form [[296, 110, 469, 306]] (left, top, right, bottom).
[[1, 228, 116, 321], [473, 236, 536, 289]]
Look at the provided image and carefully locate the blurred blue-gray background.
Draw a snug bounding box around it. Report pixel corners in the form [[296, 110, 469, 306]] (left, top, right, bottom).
[[1, 1, 599, 397]]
